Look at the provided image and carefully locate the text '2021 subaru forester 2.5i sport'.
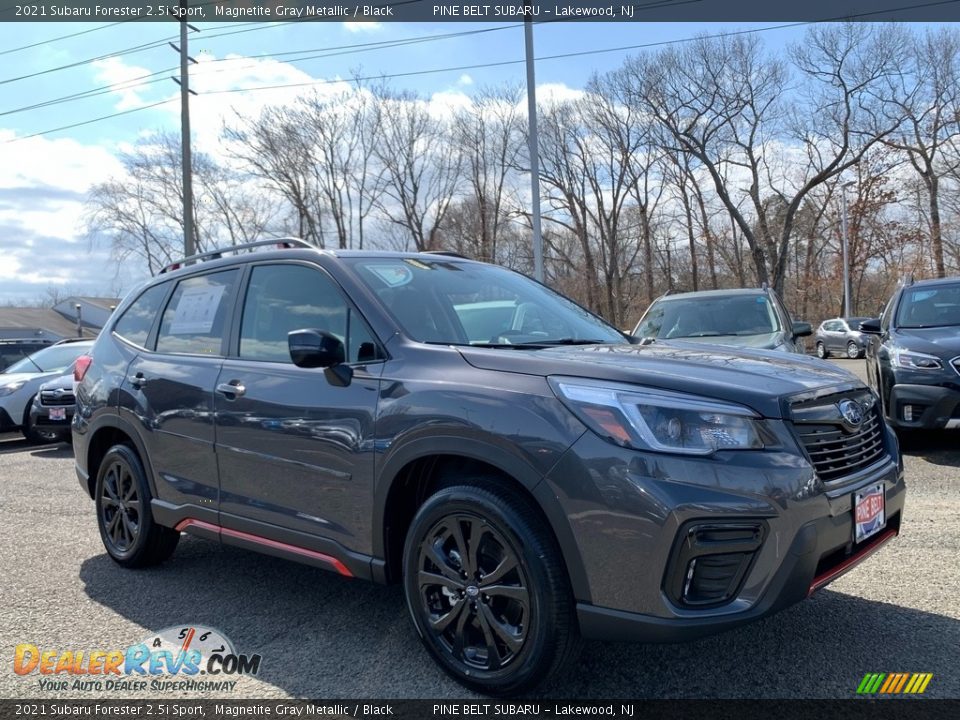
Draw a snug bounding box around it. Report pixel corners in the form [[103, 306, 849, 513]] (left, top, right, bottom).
[[73, 240, 904, 695]]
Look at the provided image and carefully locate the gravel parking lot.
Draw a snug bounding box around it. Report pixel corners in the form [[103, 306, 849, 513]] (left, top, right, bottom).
[[0, 359, 957, 700]]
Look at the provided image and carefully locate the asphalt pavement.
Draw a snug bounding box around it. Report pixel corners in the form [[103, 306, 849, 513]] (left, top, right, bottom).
[[0, 359, 957, 699]]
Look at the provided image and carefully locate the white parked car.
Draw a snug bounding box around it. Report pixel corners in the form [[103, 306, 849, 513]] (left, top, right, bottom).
[[0, 339, 94, 443]]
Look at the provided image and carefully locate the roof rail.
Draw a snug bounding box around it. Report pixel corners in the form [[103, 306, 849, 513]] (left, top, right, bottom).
[[421, 250, 469, 259], [900, 274, 914, 287], [158, 237, 314, 275]]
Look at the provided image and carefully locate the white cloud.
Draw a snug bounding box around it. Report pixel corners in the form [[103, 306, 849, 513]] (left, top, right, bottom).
[[458, 74, 474, 86], [535, 82, 586, 105], [343, 21, 383, 33], [91, 57, 156, 111]]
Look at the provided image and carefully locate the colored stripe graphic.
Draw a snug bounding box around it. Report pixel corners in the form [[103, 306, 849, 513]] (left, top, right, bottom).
[[857, 673, 932, 694]]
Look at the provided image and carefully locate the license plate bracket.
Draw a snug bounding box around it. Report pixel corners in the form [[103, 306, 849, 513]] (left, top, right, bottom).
[[854, 483, 886, 544]]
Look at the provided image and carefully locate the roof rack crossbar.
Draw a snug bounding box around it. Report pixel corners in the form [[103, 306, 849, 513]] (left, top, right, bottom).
[[159, 237, 313, 274]]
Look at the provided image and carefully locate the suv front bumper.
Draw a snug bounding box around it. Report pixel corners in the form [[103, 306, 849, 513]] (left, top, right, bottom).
[[542, 428, 905, 642], [886, 382, 960, 429]]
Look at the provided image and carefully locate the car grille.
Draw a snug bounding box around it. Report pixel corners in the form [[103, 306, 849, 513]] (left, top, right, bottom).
[[791, 390, 888, 484], [40, 389, 75, 406]]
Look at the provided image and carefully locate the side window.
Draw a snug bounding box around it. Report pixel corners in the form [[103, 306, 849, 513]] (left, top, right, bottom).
[[239, 264, 381, 364], [113, 283, 169, 348], [156, 270, 238, 356]]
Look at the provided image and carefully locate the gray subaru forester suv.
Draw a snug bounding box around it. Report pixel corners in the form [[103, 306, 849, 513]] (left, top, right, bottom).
[[73, 240, 904, 695]]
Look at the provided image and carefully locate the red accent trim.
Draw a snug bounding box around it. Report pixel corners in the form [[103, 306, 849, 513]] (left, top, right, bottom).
[[174, 518, 353, 577], [807, 527, 898, 596]]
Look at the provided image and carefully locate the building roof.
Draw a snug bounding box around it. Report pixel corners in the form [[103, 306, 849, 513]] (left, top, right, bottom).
[[0, 307, 97, 340]]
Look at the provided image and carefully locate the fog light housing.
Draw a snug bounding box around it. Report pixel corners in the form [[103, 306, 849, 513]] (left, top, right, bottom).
[[665, 522, 766, 608], [903, 405, 913, 422]]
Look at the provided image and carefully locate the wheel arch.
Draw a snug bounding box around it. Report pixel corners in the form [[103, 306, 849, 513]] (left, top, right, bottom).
[[83, 415, 155, 500], [373, 438, 591, 603]]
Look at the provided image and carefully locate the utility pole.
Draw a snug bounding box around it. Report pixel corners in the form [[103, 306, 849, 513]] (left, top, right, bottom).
[[840, 181, 855, 317], [524, 15, 544, 283], [171, 2, 198, 258]]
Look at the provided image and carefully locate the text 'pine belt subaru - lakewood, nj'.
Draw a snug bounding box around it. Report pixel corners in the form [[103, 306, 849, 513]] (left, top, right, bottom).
[[73, 240, 904, 695]]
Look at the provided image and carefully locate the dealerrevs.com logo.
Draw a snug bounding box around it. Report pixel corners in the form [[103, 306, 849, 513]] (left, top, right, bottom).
[[14, 625, 261, 693]]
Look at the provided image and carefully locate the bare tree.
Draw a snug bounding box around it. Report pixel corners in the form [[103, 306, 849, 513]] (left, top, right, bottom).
[[373, 88, 463, 251], [880, 27, 960, 278], [451, 85, 525, 262]]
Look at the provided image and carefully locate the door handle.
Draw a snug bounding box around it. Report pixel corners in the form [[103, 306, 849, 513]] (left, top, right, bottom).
[[216, 381, 246, 399], [129, 372, 147, 388]]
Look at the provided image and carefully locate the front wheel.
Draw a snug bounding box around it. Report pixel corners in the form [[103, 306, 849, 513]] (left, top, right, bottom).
[[403, 482, 580, 695], [816, 342, 828, 359], [96, 444, 179, 568], [847, 341, 862, 359]]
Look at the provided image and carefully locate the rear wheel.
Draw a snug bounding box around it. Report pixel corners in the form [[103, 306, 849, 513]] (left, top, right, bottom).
[[96, 444, 179, 568], [847, 341, 862, 359], [403, 481, 580, 695], [816, 342, 828, 359]]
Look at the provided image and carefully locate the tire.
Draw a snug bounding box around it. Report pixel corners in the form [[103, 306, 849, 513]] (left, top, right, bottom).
[[816, 342, 828, 359], [847, 341, 862, 359], [403, 481, 580, 696], [22, 397, 61, 445], [95, 444, 179, 568]]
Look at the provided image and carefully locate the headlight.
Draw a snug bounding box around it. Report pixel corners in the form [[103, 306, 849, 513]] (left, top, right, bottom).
[[890, 348, 942, 370], [549, 377, 764, 455], [0, 381, 26, 397]]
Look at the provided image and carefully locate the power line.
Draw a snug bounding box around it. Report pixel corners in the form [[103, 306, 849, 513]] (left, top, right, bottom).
[[7, 0, 957, 143], [0, 22, 127, 57], [0, 23, 517, 119]]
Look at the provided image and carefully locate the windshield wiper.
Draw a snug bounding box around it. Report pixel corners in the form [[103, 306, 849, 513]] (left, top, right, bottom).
[[515, 338, 609, 346]]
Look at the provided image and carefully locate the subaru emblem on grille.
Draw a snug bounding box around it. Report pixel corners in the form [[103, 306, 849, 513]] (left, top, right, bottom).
[[53, 389, 63, 398], [839, 399, 864, 426]]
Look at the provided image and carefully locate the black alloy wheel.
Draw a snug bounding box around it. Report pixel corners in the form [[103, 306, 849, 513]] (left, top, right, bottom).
[[416, 512, 529, 672], [403, 482, 580, 695], [99, 456, 141, 554], [95, 444, 179, 567]]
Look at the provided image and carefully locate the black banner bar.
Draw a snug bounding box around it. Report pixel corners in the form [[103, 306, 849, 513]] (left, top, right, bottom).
[[2, 0, 960, 23], [2, 700, 960, 720]]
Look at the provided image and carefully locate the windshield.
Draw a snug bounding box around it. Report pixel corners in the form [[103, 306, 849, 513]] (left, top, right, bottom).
[[4, 343, 89, 374], [896, 283, 960, 329], [636, 294, 781, 340], [345, 258, 626, 346]]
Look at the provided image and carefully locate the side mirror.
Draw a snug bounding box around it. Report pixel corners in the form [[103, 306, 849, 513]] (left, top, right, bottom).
[[288, 329, 345, 369], [289, 329, 354, 387], [792, 321, 813, 338], [859, 318, 882, 334]]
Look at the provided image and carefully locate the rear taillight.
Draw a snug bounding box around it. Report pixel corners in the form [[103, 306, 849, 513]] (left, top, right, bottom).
[[74, 355, 92, 382]]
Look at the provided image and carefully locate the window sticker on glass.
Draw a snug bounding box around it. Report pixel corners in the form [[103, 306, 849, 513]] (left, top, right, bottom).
[[369, 264, 413, 287], [169, 285, 226, 335]]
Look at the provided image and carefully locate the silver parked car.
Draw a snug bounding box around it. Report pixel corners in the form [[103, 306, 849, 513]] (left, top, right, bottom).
[[814, 317, 872, 359]]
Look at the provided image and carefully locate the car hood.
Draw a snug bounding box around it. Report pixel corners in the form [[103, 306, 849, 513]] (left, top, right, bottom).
[[458, 341, 862, 418], [38, 373, 75, 392], [895, 327, 960, 356], [0, 371, 54, 387]]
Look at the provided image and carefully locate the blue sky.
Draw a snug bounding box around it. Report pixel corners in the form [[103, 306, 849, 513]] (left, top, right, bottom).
[[0, 19, 867, 303]]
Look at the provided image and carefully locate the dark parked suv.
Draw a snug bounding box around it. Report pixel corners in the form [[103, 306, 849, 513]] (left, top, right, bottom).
[[74, 240, 904, 695], [862, 276, 960, 430]]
